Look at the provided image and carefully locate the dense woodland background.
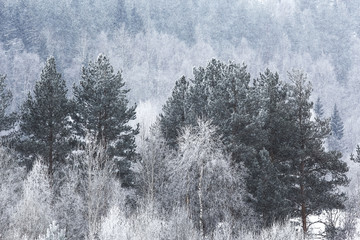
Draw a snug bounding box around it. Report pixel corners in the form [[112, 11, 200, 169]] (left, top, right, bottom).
[[1, 0, 360, 239]]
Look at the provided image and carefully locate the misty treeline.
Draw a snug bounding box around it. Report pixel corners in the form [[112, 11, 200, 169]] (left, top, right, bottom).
[[0, 54, 358, 240], [1, 0, 360, 154]]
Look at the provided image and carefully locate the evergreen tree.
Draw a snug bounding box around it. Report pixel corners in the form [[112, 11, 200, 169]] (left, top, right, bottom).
[[188, 65, 293, 226], [328, 104, 344, 151], [254, 149, 289, 226], [187, 59, 255, 161], [286, 70, 348, 233], [159, 76, 189, 148], [0, 75, 15, 134], [73, 54, 138, 187], [205, 60, 252, 152], [350, 145, 360, 163], [161, 62, 287, 226], [187, 63, 209, 122], [249, 69, 293, 226], [19, 57, 71, 174], [160, 62, 349, 231], [314, 97, 324, 119], [330, 104, 344, 140], [254, 69, 290, 160]]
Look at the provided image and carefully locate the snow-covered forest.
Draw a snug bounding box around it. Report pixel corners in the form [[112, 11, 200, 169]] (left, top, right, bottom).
[[1, 0, 360, 239]]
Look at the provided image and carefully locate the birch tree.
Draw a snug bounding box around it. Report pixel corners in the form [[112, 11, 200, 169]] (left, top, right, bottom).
[[136, 122, 173, 205], [170, 120, 251, 236], [10, 160, 53, 239]]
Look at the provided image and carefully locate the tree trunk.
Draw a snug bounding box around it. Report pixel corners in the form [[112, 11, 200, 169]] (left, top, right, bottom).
[[198, 162, 204, 238], [300, 183, 307, 233], [298, 79, 307, 234], [300, 159, 307, 234], [48, 126, 53, 176]]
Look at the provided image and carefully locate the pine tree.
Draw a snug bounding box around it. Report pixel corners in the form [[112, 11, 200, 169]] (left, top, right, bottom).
[[160, 62, 287, 226], [350, 145, 360, 163], [160, 62, 349, 231], [254, 149, 290, 226], [328, 104, 344, 151], [73, 54, 138, 187], [160, 59, 253, 153], [205, 61, 252, 152], [314, 97, 324, 119], [187, 64, 209, 122], [159, 76, 189, 148], [286, 70, 348, 233], [187, 59, 255, 160], [330, 104, 344, 140], [254, 69, 290, 160], [249, 69, 294, 226], [19, 57, 71, 175]]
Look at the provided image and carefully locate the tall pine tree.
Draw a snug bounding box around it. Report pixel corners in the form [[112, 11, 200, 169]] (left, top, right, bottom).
[[250, 69, 293, 226], [73, 54, 138, 187], [286, 70, 348, 233], [159, 76, 189, 148], [19, 57, 71, 175]]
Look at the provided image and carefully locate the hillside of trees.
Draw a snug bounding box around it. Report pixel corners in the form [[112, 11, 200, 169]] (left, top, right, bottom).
[[0, 54, 358, 239], [2, 0, 360, 239], [1, 0, 360, 154]]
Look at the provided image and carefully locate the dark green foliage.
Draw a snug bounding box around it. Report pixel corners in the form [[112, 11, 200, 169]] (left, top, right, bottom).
[[253, 69, 290, 159], [159, 76, 189, 148], [160, 61, 349, 232], [325, 223, 347, 240], [73, 54, 138, 187], [160, 59, 254, 153], [202, 60, 251, 148], [19, 57, 72, 174], [160, 76, 189, 147], [252, 71, 348, 232], [187, 59, 254, 158], [248, 69, 294, 225], [285, 70, 348, 232], [254, 150, 291, 225]]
